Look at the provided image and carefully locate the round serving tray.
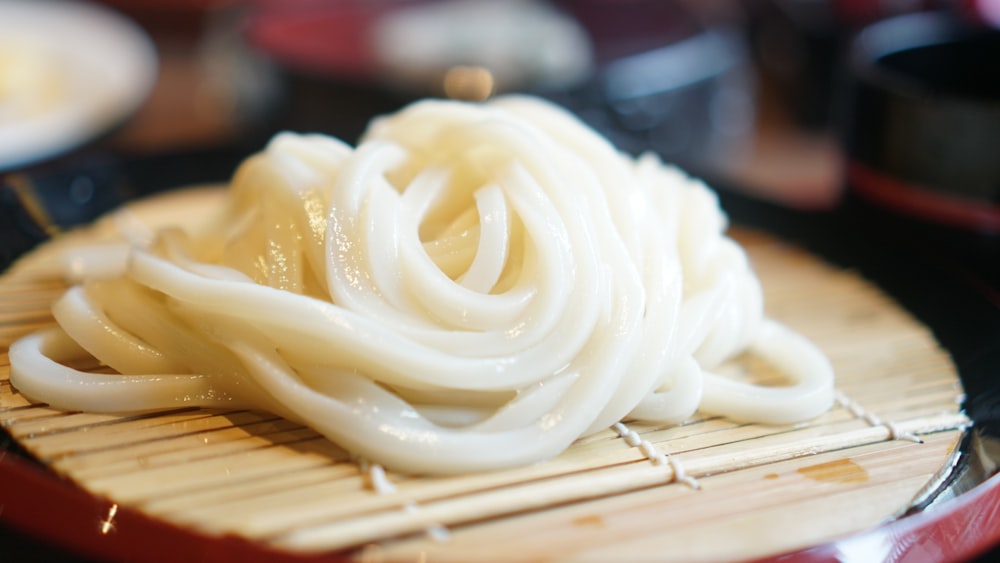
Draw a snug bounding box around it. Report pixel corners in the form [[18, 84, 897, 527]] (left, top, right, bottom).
[[0, 184, 984, 562]]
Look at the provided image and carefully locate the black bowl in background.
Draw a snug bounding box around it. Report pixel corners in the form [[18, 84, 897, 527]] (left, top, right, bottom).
[[835, 10, 1000, 307], [841, 12, 1000, 234]]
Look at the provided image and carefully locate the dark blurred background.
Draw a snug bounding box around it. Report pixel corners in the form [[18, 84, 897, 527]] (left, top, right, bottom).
[[5, 0, 999, 237], [2, 0, 862, 210]]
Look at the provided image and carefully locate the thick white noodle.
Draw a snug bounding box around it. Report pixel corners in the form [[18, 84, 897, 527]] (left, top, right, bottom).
[[8, 96, 834, 474]]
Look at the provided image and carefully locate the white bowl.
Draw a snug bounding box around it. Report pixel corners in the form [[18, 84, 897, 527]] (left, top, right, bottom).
[[0, 0, 157, 171]]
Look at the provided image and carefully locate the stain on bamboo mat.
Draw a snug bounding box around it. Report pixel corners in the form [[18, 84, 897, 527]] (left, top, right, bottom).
[[0, 204, 970, 562]]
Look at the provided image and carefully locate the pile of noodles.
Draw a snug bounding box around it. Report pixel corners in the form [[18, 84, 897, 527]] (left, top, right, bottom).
[[9, 96, 833, 474]]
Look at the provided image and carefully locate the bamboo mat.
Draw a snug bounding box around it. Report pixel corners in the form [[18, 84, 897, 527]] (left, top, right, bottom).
[[0, 190, 971, 562]]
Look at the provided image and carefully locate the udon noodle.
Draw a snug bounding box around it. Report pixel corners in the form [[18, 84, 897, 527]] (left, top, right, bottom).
[[8, 96, 833, 474]]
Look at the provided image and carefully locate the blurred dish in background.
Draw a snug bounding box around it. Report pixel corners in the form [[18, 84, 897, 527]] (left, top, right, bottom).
[[554, 0, 756, 177], [245, 0, 755, 182], [838, 10, 1000, 292], [0, 0, 157, 171], [371, 0, 593, 95], [245, 0, 595, 149], [843, 11, 1000, 233], [246, 0, 592, 95]]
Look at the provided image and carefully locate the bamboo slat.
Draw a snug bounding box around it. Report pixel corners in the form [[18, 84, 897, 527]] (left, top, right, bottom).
[[0, 197, 971, 562]]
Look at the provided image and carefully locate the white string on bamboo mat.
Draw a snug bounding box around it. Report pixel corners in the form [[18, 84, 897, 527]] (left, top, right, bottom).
[[611, 422, 700, 489], [363, 462, 451, 543], [835, 390, 923, 443], [365, 462, 397, 495]]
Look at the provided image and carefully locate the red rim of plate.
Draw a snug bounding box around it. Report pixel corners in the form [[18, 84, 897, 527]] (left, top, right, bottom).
[[848, 160, 1000, 235]]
